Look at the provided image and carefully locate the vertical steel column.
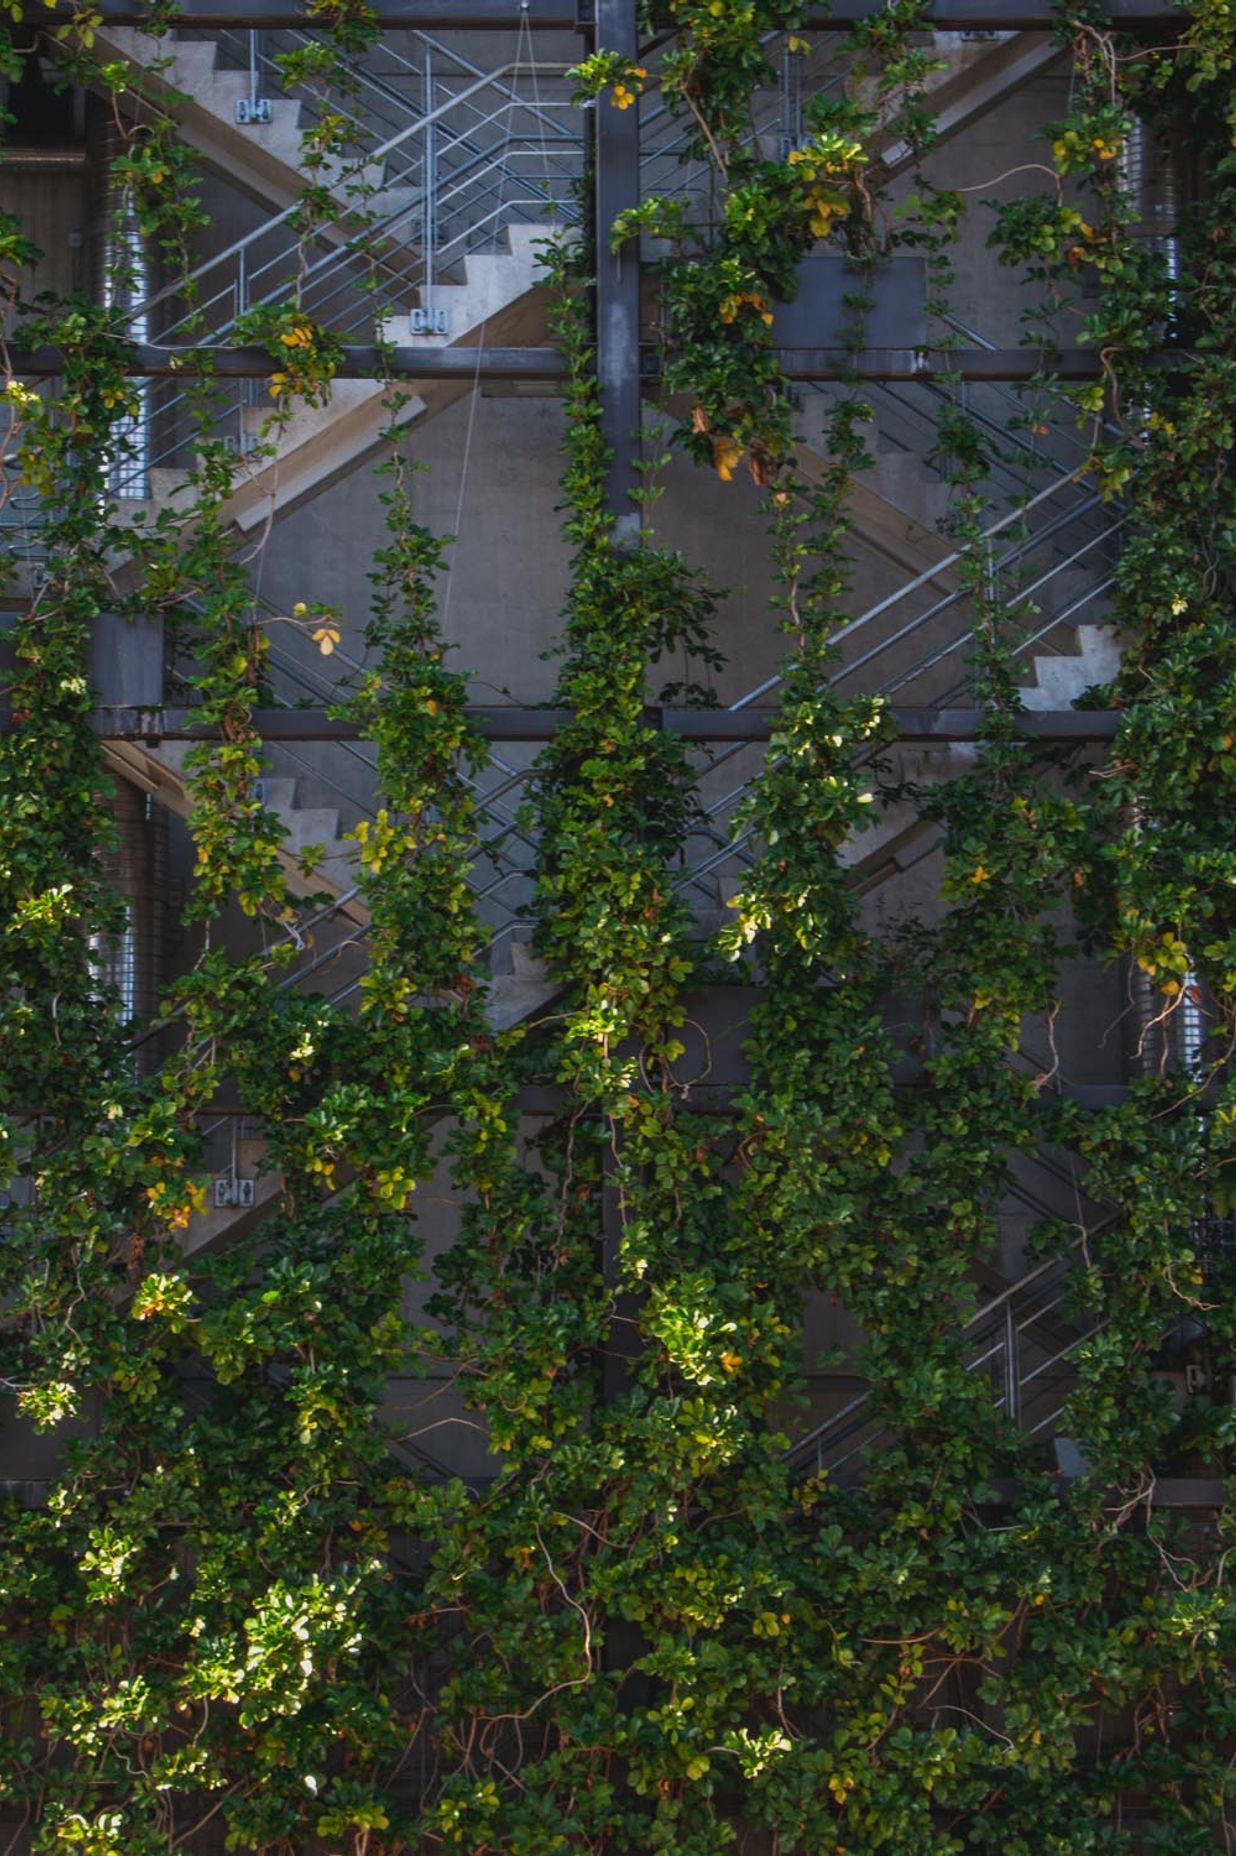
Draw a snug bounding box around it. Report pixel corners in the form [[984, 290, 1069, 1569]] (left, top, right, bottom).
[[594, 0, 641, 541], [594, 0, 644, 1408], [593, 20, 652, 1736]]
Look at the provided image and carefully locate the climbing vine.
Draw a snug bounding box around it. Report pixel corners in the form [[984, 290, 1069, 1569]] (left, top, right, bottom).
[[0, 0, 1235, 1850]]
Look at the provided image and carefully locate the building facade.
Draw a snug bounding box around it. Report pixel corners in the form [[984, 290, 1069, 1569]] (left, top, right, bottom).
[[0, 1, 1231, 1850]]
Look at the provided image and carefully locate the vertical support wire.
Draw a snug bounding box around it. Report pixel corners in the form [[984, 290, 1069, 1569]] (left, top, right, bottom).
[[595, 0, 643, 540]]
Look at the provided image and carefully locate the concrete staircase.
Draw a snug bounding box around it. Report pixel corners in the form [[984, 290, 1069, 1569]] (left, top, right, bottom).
[[88, 21, 561, 533], [118, 223, 551, 534], [1017, 622, 1123, 710], [107, 733, 560, 1007], [93, 25, 418, 224], [104, 728, 560, 1259], [835, 625, 1124, 904], [104, 737, 365, 922]]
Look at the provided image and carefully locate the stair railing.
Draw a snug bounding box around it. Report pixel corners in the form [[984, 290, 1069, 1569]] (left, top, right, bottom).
[[869, 507, 1124, 699], [103, 59, 580, 495], [138, 62, 565, 326], [216, 23, 581, 209], [259, 631, 542, 958], [669, 468, 1117, 905], [786, 1205, 1121, 1478]]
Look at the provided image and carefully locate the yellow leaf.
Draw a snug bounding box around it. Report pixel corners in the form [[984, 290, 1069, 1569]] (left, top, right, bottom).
[[713, 436, 742, 482]]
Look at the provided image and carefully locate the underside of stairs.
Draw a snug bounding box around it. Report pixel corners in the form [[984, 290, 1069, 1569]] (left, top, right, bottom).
[[877, 33, 1064, 176]]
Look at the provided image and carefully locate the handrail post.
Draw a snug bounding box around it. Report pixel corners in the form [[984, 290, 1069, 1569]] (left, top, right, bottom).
[[423, 47, 435, 315], [1005, 1301, 1021, 1425]]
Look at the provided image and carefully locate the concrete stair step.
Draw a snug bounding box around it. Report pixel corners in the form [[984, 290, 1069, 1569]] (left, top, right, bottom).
[[91, 28, 418, 231], [253, 776, 296, 812], [1018, 626, 1123, 710]]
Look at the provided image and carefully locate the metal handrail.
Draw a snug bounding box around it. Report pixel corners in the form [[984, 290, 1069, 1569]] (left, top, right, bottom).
[[834, 494, 1107, 690], [873, 514, 1122, 698], [669, 479, 1116, 901], [220, 23, 581, 152], [727, 469, 1086, 716], [136, 60, 575, 326], [103, 56, 582, 490], [787, 1206, 1122, 1474]]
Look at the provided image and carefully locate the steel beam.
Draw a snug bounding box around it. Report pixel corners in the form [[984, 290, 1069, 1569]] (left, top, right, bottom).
[[3, 344, 1110, 381], [5, 344, 572, 381], [36, 0, 585, 23], [812, 0, 1176, 20], [70, 705, 1123, 743], [31, 0, 1182, 25]]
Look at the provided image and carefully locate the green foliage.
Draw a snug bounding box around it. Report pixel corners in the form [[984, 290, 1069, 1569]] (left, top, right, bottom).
[[1, 0, 1235, 1850]]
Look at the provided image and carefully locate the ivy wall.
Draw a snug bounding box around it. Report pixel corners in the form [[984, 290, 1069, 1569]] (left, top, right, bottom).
[[0, 1, 1234, 1851]]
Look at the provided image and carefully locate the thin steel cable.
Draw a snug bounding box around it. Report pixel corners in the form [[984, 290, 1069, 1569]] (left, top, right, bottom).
[[441, 8, 536, 640]]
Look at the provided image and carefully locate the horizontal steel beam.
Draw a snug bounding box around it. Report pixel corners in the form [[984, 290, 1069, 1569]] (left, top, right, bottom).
[[30, 0, 1181, 26], [984, 1477, 1225, 1508], [36, 0, 586, 24], [6, 344, 1108, 383], [4, 1082, 1142, 1118], [76, 705, 1122, 743], [6, 344, 569, 382], [812, 0, 1176, 20]]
